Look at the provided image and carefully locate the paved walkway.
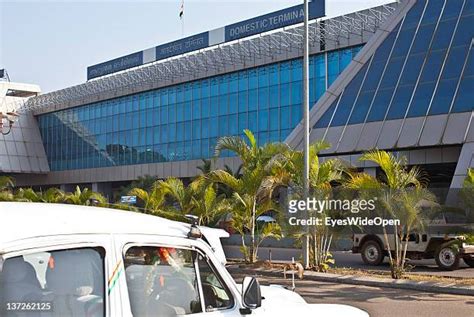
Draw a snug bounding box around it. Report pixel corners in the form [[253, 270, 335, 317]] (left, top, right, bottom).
[[230, 271, 474, 317]]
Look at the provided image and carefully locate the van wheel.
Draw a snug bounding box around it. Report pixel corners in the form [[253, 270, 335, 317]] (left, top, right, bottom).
[[361, 240, 384, 266], [435, 245, 460, 270], [463, 257, 474, 268]]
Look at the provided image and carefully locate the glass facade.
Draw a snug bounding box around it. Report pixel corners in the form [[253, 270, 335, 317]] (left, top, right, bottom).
[[38, 46, 362, 171], [315, 0, 474, 129]]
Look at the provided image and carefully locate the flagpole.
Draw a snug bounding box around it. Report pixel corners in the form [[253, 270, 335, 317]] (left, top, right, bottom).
[[302, 0, 310, 269], [180, 0, 185, 37]]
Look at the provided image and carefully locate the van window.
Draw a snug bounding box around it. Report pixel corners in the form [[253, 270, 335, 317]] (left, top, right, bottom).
[[124, 246, 202, 316], [197, 253, 234, 311], [0, 247, 105, 317]]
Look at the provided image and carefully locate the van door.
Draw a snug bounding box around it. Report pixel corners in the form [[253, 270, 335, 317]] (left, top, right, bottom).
[[0, 245, 107, 317]]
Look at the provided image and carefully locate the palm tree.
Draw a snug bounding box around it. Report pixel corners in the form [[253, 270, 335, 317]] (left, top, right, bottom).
[[158, 177, 195, 215], [128, 183, 166, 214], [207, 167, 281, 262], [117, 175, 157, 201], [264, 140, 345, 271], [64, 186, 107, 206], [0, 176, 14, 190], [212, 130, 287, 263], [346, 149, 435, 278], [189, 184, 230, 226], [0, 176, 15, 201], [460, 168, 474, 223], [196, 159, 212, 175], [15, 187, 66, 203], [127, 179, 186, 221]]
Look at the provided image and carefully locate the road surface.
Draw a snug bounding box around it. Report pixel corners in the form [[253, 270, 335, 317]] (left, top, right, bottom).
[[223, 245, 474, 278], [230, 271, 474, 317]]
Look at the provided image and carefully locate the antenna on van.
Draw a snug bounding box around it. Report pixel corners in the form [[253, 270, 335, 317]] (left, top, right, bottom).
[[185, 214, 202, 239]]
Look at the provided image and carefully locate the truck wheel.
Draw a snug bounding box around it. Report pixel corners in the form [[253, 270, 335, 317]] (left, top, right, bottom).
[[361, 240, 384, 266], [463, 257, 474, 268], [435, 245, 460, 270]]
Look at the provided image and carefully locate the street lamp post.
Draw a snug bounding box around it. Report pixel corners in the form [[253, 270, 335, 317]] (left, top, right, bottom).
[[302, 0, 310, 269], [0, 112, 19, 136]]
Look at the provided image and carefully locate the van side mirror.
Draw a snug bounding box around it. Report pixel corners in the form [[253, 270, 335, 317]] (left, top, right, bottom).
[[242, 276, 262, 309], [0, 255, 4, 273]]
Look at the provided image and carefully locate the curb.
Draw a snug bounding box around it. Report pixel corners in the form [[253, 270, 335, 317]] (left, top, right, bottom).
[[228, 266, 474, 297]]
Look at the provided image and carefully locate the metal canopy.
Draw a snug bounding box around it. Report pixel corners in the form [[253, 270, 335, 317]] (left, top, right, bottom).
[[21, 3, 397, 114]]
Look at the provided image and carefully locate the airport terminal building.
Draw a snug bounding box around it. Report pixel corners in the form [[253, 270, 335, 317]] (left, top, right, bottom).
[[1, 0, 473, 198]]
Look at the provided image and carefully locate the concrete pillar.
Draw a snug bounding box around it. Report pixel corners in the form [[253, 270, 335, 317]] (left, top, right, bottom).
[[450, 142, 474, 189], [446, 142, 473, 206]]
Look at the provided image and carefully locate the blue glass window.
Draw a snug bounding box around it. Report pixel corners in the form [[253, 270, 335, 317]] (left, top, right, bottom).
[[249, 70, 258, 89], [269, 85, 279, 108], [281, 106, 290, 129], [379, 57, 404, 89], [259, 110, 269, 131], [39, 45, 361, 170], [410, 23, 436, 54], [291, 81, 302, 105], [363, 60, 387, 91], [281, 62, 290, 83], [420, 0, 444, 26], [315, 99, 337, 128], [463, 49, 474, 77], [229, 93, 238, 114], [429, 79, 458, 115], [291, 104, 301, 127], [257, 88, 268, 110], [329, 63, 367, 127], [229, 114, 238, 135], [419, 49, 447, 83], [401, 0, 426, 30], [373, 29, 398, 62], [280, 83, 290, 107], [431, 19, 457, 50], [452, 76, 474, 112], [219, 95, 228, 116], [399, 53, 425, 85], [386, 84, 415, 120], [328, 51, 340, 85], [238, 91, 247, 112], [269, 108, 279, 131], [391, 27, 417, 58], [248, 89, 258, 111], [407, 82, 435, 117], [440, 0, 463, 21], [238, 113, 247, 134], [348, 90, 375, 124], [366, 88, 393, 122], [452, 15, 474, 46]]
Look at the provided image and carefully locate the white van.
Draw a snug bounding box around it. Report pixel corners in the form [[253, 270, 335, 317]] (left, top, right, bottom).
[[0, 202, 368, 317]]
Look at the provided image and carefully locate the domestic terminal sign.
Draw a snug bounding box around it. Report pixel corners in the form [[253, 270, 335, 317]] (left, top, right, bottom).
[[87, 51, 143, 80], [156, 32, 209, 60], [87, 0, 325, 80], [225, 0, 325, 42]]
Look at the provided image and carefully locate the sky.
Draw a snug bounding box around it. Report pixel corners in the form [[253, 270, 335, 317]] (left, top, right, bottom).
[[1, 0, 393, 93]]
